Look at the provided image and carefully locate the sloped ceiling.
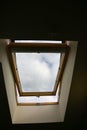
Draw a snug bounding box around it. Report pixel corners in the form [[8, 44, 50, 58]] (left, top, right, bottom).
[[0, 4, 87, 130]]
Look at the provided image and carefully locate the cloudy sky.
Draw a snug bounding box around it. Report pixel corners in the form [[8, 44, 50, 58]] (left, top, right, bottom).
[[16, 52, 60, 92]]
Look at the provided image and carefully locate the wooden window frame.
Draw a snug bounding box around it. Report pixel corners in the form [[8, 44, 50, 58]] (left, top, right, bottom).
[[7, 42, 70, 97]]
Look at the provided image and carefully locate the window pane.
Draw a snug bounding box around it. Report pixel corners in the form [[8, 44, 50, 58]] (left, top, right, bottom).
[[16, 53, 60, 92], [17, 85, 59, 103]]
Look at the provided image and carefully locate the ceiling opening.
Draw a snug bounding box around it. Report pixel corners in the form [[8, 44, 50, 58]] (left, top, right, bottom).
[[7, 40, 70, 105], [0, 39, 78, 123]]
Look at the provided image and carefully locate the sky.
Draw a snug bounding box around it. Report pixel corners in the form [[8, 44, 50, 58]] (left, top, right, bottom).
[[15, 40, 62, 43], [16, 52, 60, 92]]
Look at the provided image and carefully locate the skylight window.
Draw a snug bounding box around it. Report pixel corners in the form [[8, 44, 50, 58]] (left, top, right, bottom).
[[7, 40, 70, 105]]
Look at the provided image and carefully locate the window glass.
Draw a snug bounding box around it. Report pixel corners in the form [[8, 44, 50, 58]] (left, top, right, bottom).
[[16, 52, 60, 92]]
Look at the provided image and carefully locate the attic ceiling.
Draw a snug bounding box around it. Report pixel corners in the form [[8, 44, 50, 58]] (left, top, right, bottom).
[[0, 4, 87, 40], [0, 4, 87, 130]]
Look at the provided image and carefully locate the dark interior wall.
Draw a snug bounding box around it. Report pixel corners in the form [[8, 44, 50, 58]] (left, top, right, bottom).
[[0, 3, 87, 130], [0, 63, 12, 126], [64, 42, 87, 129]]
